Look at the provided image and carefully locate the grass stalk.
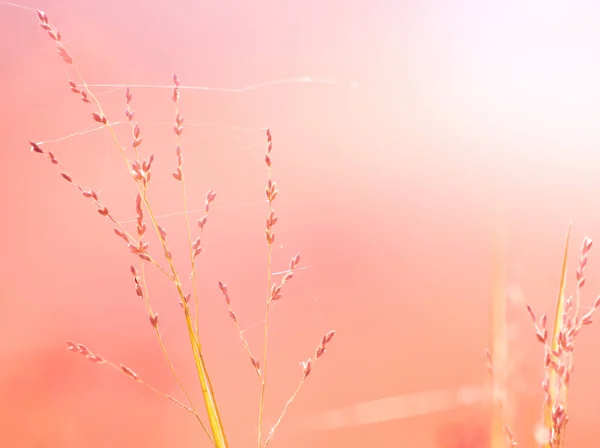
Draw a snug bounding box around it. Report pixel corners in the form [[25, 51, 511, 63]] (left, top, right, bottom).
[[542, 224, 570, 448]]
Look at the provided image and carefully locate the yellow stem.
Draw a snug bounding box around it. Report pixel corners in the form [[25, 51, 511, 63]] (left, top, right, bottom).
[[258, 244, 273, 447], [71, 65, 228, 447], [543, 223, 571, 448]]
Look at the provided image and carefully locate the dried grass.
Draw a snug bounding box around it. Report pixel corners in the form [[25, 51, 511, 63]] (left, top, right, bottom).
[[28, 9, 335, 448], [24, 7, 600, 448], [486, 224, 600, 448]]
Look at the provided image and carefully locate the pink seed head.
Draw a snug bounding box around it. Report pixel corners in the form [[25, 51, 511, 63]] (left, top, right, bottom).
[[82, 190, 99, 201], [30, 141, 43, 153], [37, 10, 49, 23], [60, 172, 72, 182], [323, 330, 335, 344], [80, 91, 91, 104], [113, 228, 128, 241], [157, 225, 167, 240], [581, 310, 594, 325], [265, 229, 275, 245], [48, 30, 61, 41], [120, 365, 139, 380], [583, 237, 593, 253], [57, 46, 73, 64], [192, 237, 201, 250], [92, 112, 107, 125], [301, 358, 312, 377], [132, 137, 143, 148], [198, 215, 208, 229], [315, 345, 325, 358], [290, 253, 301, 270], [88, 354, 104, 363], [206, 190, 217, 203], [77, 344, 90, 355], [526, 304, 536, 323]]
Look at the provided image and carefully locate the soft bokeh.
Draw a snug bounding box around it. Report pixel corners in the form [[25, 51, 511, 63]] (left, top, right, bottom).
[[2, 0, 600, 447]]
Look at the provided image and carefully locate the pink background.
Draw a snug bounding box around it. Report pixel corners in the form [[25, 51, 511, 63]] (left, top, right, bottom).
[[2, 0, 600, 446]]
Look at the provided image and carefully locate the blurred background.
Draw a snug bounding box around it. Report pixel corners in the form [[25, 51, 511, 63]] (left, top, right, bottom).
[[2, 0, 600, 446]]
